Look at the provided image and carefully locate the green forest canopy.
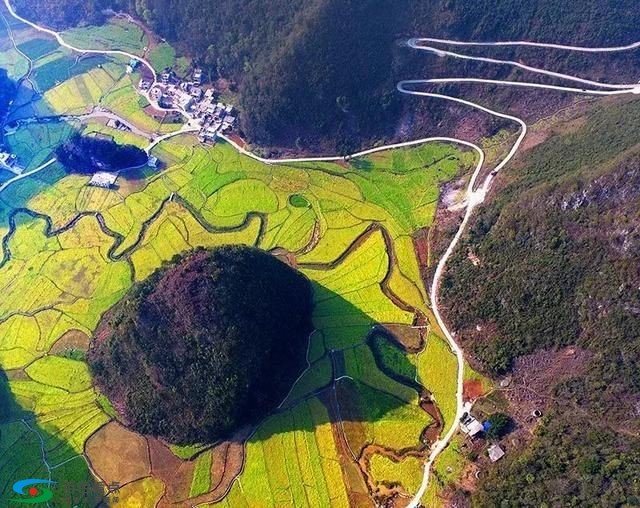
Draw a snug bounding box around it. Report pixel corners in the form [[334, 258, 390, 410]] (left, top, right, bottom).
[[88, 246, 314, 445], [55, 133, 148, 174]]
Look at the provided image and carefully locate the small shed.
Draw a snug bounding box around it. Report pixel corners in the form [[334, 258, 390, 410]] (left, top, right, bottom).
[[89, 172, 118, 188], [0, 152, 17, 168], [488, 444, 505, 462], [460, 412, 484, 438]]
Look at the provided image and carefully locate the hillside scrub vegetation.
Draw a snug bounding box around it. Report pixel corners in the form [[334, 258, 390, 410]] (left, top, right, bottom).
[[12, 0, 640, 151], [88, 246, 314, 444], [443, 98, 640, 374], [56, 133, 148, 173], [442, 97, 640, 505]]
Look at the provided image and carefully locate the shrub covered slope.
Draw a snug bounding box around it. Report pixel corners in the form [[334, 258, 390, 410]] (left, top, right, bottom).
[[443, 97, 640, 505], [88, 246, 314, 444]]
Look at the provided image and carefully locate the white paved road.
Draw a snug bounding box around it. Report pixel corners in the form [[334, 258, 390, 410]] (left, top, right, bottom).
[[0, 157, 56, 193]]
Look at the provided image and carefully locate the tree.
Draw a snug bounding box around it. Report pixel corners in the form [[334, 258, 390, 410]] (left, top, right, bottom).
[[485, 412, 513, 440], [56, 133, 148, 174]]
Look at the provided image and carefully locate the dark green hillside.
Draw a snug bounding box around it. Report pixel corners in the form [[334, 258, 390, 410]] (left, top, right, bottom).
[[12, 0, 640, 150], [0, 69, 15, 118], [0, 69, 16, 144], [10, 0, 109, 28], [442, 97, 640, 505], [443, 98, 640, 373], [88, 246, 314, 445], [56, 133, 148, 174], [416, 0, 640, 45]]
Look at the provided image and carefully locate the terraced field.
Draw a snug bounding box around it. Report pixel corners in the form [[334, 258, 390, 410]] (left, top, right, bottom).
[[0, 5, 486, 507]]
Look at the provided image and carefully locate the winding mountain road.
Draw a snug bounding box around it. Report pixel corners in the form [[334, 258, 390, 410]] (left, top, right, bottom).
[[3, 1, 640, 504], [400, 37, 640, 507]]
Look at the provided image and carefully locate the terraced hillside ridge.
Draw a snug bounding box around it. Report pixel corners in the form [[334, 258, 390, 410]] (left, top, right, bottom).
[[0, 4, 486, 504]]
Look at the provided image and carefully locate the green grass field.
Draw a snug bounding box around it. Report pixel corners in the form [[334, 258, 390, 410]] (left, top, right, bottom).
[[148, 42, 176, 71], [61, 18, 149, 56]]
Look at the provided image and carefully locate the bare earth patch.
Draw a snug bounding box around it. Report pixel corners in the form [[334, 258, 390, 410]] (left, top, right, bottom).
[[49, 329, 90, 354], [500, 346, 592, 430], [85, 421, 151, 485], [189, 427, 251, 505], [149, 437, 194, 505], [463, 379, 485, 402]]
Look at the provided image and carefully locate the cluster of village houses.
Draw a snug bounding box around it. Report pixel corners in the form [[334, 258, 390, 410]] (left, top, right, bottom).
[[0, 152, 21, 174], [139, 64, 237, 143], [87, 62, 236, 189]]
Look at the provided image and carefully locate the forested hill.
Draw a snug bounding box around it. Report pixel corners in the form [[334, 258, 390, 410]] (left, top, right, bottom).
[[12, 0, 640, 150], [443, 96, 640, 505], [0, 69, 16, 142]]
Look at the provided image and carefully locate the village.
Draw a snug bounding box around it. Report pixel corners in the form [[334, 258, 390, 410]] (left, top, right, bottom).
[[83, 61, 239, 190], [137, 63, 237, 144]]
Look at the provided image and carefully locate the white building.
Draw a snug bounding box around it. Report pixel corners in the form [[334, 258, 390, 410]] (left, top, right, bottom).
[[460, 412, 484, 438], [488, 444, 505, 462], [0, 152, 17, 168], [178, 92, 194, 111], [89, 172, 118, 188]]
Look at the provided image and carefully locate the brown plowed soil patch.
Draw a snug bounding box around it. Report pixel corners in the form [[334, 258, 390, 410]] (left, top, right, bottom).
[[207, 439, 245, 500], [463, 379, 485, 402], [49, 329, 90, 354], [190, 427, 251, 504], [502, 346, 592, 430], [85, 421, 151, 485], [151, 427, 250, 507], [226, 133, 246, 148], [412, 227, 430, 273], [149, 438, 194, 506]]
